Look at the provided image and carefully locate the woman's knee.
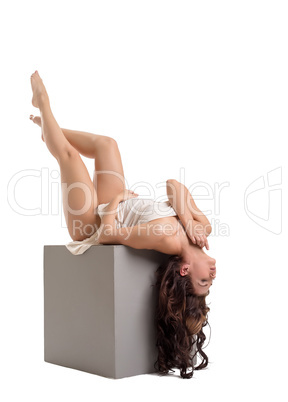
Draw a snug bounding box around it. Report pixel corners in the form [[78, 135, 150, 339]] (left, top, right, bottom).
[[95, 136, 117, 149], [57, 146, 79, 161]]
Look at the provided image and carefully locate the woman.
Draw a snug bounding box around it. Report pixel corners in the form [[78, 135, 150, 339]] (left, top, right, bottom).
[[29, 70, 217, 379]]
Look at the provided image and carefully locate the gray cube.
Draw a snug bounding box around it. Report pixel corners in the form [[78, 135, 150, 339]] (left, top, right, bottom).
[[44, 245, 171, 379]]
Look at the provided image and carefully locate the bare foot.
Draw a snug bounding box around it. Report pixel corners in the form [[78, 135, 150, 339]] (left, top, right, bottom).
[[30, 70, 49, 109], [29, 114, 44, 142]]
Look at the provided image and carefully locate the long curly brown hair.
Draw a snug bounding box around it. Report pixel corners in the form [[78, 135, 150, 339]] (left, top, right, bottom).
[[153, 254, 210, 379]]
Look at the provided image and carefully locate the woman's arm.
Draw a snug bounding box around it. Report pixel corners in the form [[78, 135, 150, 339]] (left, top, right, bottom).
[[98, 189, 180, 253], [98, 197, 121, 230], [166, 179, 211, 249], [100, 221, 181, 255], [97, 189, 139, 238], [166, 179, 211, 231]]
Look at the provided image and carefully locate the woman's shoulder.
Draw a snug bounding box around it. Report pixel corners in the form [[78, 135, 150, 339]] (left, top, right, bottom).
[[162, 232, 182, 255], [166, 217, 191, 254]]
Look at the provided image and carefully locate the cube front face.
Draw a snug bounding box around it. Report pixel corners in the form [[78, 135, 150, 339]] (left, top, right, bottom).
[[44, 245, 169, 379], [44, 245, 116, 378]]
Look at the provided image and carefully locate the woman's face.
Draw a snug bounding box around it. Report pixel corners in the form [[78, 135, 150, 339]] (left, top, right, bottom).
[[180, 245, 216, 296]]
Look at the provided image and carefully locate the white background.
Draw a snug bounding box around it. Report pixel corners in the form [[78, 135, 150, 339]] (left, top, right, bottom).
[[1, 0, 287, 400]]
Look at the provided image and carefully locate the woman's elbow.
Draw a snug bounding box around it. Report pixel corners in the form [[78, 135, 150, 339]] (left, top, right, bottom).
[[205, 223, 212, 236], [166, 179, 178, 185]]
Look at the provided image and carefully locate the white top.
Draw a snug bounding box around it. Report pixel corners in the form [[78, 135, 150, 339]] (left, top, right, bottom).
[[65, 198, 178, 255]]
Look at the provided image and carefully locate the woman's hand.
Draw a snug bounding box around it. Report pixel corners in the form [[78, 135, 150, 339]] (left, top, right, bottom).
[[100, 189, 138, 222], [115, 189, 139, 202], [185, 219, 210, 250], [97, 189, 139, 244]]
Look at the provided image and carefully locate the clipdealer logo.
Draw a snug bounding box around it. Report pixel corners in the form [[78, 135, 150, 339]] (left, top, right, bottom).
[[244, 167, 282, 234]]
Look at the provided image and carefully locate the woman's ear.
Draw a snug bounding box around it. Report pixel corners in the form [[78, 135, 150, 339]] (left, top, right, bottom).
[[180, 263, 190, 276]]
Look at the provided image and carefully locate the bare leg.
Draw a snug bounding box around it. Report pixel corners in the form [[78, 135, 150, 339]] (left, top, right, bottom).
[[60, 129, 126, 203], [30, 115, 126, 204], [59, 128, 126, 203], [30, 71, 100, 241], [29, 115, 113, 158]]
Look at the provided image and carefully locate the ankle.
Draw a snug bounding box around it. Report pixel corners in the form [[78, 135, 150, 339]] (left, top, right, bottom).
[[39, 96, 51, 112]]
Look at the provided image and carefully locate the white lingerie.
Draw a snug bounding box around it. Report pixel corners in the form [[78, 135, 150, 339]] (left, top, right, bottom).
[[65, 198, 179, 255]]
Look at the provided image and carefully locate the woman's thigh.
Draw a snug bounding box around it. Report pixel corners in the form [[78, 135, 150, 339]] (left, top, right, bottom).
[[58, 151, 101, 242], [93, 137, 126, 204]]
